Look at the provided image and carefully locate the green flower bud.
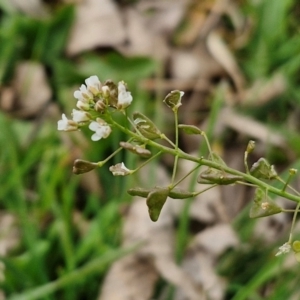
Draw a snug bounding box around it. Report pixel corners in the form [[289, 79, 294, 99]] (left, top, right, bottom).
[[246, 140, 255, 154]]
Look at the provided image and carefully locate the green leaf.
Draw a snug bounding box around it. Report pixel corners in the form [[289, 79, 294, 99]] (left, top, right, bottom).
[[178, 124, 203, 135], [146, 187, 169, 221], [249, 188, 282, 218]]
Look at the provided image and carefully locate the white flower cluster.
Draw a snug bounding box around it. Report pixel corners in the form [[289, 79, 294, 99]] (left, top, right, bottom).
[[57, 76, 133, 141]]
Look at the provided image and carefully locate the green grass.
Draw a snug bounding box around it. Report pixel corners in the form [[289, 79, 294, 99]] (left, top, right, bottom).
[[1, 0, 300, 299]]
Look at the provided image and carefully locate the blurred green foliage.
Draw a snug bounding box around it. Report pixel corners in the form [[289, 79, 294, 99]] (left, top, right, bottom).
[[0, 0, 300, 299]]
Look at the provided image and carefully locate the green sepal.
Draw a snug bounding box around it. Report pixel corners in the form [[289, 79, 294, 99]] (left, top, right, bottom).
[[249, 188, 282, 218], [250, 158, 277, 180], [146, 187, 169, 221], [178, 124, 202, 135], [133, 112, 162, 140]]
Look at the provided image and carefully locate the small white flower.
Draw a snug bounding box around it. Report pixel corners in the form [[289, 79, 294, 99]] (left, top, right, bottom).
[[74, 84, 93, 101], [57, 114, 78, 131], [85, 75, 101, 95], [109, 162, 132, 176], [117, 81, 132, 109], [72, 109, 91, 123], [275, 242, 291, 256], [89, 118, 112, 141]]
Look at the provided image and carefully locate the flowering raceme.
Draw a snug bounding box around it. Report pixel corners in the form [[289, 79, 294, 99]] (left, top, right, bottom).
[[57, 76, 133, 141]]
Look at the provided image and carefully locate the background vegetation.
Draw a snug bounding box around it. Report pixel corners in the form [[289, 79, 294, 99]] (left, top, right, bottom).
[[1, 0, 300, 299]]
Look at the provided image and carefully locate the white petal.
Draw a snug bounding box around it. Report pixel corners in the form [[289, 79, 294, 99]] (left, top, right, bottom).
[[85, 75, 100, 87], [91, 133, 101, 141], [89, 121, 100, 131]]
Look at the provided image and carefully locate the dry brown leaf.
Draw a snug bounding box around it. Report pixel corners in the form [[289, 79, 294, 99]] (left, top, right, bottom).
[[99, 252, 159, 300], [0, 212, 20, 287], [0, 212, 20, 256], [171, 43, 224, 80], [116, 8, 169, 59], [136, 0, 187, 35], [0, 86, 15, 112], [175, 224, 238, 300], [9, 0, 48, 18], [67, 0, 126, 55], [241, 73, 287, 107], [172, 158, 227, 224], [218, 107, 287, 148], [12, 61, 51, 118], [98, 198, 174, 300], [207, 31, 245, 93], [100, 161, 205, 300]]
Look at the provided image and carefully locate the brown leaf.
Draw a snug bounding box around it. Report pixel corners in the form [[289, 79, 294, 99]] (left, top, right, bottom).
[[13, 61, 51, 117], [67, 0, 126, 55], [175, 224, 239, 300]]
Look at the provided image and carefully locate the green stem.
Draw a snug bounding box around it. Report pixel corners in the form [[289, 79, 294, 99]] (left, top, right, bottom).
[[171, 164, 201, 189], [288, 201, 300, 244], [110, 120, 300, 204], [97, 138, 133, 167], [171, 109, 180, 185], [132, 151, 162, 174]]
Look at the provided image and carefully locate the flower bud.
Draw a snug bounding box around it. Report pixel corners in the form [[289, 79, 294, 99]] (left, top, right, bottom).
[[246, 140, 255, 154], [94, 100, 107, 113], [104, 80, 118, 108]]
